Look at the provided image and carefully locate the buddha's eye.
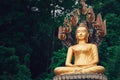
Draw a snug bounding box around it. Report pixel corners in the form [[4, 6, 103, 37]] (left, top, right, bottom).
[[77, 30, 86, 33], [82, 30, 87, 32]]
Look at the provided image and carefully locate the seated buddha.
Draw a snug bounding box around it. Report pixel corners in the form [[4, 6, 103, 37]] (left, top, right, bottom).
[[54, 23, 105, 75]]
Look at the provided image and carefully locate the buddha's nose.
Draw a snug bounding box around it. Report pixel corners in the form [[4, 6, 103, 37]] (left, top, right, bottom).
[[80, 33, 82, 35]]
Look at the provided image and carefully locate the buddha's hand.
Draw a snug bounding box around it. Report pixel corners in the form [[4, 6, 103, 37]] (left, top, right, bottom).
[[66, 63, 76, 67], [74, 68, 83, 73]]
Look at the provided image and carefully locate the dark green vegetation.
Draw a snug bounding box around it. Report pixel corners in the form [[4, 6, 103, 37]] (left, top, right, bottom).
[[0, 0, 120, 80]]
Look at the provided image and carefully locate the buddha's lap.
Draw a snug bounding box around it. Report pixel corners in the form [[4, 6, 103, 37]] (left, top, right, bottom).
[[54, 66, 105, 73]]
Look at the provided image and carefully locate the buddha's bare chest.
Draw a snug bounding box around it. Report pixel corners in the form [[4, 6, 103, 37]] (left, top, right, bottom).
[[72, 45, 91, 54]]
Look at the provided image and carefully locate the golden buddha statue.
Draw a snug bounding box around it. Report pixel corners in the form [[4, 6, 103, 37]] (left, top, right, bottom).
[[54, 23, 105, 75]]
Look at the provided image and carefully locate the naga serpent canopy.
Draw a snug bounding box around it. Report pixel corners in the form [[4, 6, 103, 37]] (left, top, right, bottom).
[[58, 0, 106, 47]]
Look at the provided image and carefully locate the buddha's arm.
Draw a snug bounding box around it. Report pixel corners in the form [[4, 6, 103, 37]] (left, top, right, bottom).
[[90, 44, 99, 65], [65, 46, 75, 67]]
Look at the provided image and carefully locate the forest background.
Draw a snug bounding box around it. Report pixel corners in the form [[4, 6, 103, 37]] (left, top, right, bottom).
[[0, 0, 120, 80]]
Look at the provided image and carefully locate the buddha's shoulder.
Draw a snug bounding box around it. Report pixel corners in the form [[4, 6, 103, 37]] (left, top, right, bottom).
[[87, 43, 97, 48], [86, 43, 96, 45], [68, 45, 77, 50], [69, 43, 97, 49]]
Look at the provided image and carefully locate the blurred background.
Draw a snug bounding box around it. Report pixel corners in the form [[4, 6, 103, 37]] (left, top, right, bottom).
[[0, 0, 120, 80]]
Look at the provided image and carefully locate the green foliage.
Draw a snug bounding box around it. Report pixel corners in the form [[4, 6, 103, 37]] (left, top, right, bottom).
[[0, 46, 17, 74], [49, 48, 67, 70], [14, 65, 32, 80], [105, 46, 120, 80], [37, 48, 67, 80], [0, 46, 32, 80], [34, 73, 53, 80]]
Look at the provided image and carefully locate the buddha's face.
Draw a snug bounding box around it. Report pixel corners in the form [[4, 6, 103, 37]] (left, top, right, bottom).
[[76, 27, 88, 41]]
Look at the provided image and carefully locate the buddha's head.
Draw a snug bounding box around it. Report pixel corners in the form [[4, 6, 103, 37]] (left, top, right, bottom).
[[76, 22, 89, 43]]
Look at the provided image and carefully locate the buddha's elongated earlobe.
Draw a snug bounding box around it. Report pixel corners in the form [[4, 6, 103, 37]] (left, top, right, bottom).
[[76, 35, 78, 43], [86, 33, 89, 42]]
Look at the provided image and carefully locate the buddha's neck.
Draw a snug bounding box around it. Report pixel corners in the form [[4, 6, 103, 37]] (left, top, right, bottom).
[[78, 40, 86, 44]]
